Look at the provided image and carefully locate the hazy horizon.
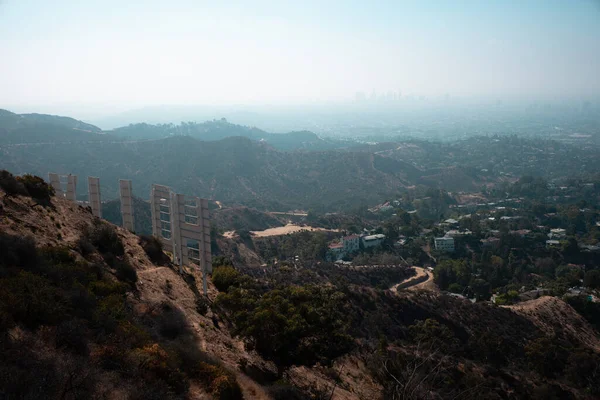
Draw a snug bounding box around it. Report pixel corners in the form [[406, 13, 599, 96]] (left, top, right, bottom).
[[1, 0, 599, 120]]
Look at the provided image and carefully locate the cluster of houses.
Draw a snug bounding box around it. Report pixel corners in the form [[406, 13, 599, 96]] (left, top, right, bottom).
[[327, 233, 386, 260]]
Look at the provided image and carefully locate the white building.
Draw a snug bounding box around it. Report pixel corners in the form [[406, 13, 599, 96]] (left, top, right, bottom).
[[342, 234, 360, 253], [548, 228, 567, 239], [434, 237, 455, 252], [362, 234, 386, 248], [445, 229, 472, 238], [328, 242, 345, 260]]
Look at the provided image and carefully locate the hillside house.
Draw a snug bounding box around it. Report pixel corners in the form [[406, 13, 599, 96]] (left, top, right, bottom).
[[342, 234, 360, 253], [327, 242, 344, 260], [548, 228, 567, 239], [434, 236, 455, 252], [362, 234, 386, 248]]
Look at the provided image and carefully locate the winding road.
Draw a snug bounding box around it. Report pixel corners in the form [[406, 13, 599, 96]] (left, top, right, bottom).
[[392, 266, 436, 292]]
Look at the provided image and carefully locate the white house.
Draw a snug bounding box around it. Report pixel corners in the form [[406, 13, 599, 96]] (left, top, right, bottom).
[[362, 234, 386, 248], [434, 237, 455, 252], [328, 242, 344, 260], [342, 234, 360, 253], [548, 228, 567, 239]]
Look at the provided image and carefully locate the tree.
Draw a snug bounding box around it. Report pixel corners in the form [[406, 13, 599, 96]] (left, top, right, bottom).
[[211, 266, 241, 292], [584, 270, 600, 289]]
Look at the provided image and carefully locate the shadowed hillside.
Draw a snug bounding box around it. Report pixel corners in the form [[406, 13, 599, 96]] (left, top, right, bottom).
[[1, 169, 600, 399]]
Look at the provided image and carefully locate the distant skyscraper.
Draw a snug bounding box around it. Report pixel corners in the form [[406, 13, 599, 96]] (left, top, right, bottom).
[[355, 91, 366, 102]]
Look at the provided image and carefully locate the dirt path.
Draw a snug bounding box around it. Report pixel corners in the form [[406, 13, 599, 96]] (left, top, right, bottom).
[[393, 267, 436, 292], [250, 224, 338, 237]]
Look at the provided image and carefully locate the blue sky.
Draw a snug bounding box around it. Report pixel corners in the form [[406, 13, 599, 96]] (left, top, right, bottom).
[[1, 0, 599, 115]]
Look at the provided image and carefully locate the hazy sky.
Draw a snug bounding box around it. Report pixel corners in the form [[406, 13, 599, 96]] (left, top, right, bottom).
[[1, 0, 599, 115]]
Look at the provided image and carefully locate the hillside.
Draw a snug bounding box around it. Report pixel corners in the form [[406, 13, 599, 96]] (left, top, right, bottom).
[[1, 170, 600, 398], [2, 110, 598, 213], [0, 134, 421, 211], [108, 119, 337, 151], [211, 206, 285, 232], [0, 109, 108, 144]]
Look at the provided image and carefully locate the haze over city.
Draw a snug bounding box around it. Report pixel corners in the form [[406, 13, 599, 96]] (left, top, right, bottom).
[[1, 0, 599, 121]]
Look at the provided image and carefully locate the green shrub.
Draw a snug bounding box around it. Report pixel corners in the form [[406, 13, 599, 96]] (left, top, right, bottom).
[[0, 170, 27, 196], [77, 237, 96, 257], [0, 271, 67, 330], [139, 235, 169, 265], [267, 382, 310, 400], [0, 233, 37, 270], [55, 319, 89, 355], [93, 294, 127, 332], [197, 362, 243, 400], [168, 336, 218, 377], [115, 260, 138, 285], [89, 280, 128, 297], [216, 284, 353, 367], [155, 302, 190, 340], [87, 223, 125, 257], [16, 174, 54, 203], [131, 343, 189, 395], [40, 245, 74, 265], [196, 296, 210, 315], [212, 266, 241, 292]]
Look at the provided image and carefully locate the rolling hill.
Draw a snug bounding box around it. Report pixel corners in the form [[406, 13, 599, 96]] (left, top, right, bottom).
[[0, 109, 109, 144], [2, 170, 600, 399], [0, 132, 424, 211], [108, 118, 341, 151]]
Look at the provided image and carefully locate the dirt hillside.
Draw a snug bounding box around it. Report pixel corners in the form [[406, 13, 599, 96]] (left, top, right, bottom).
[[0, 189, 378, 399]]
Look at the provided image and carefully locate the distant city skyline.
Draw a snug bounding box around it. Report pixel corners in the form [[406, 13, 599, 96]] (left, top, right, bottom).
[[1, 0, 599, 117]]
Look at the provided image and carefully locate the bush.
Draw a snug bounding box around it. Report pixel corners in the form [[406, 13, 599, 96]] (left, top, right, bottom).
[[87, 223, 125, 257], [17, 174, 54, 203], [89, 280, 128, 297], [0, 170, 27, 196], [168, 336, 217, 377], [55, 319, 89, 356], [216, 284, 353, 367], [131, 343, 188, 395], [140, 235, 170, 265], [196, 296, 210, 315], [267, 382, 310, 400], [155, 302, 190, 340], [0, 233, 37, 270], [0, 271, 67, 330], [115, 260, 138, 285], [77, 237, 95, 258], [212, 266, 241, 292], [197, 362, 243, 400]]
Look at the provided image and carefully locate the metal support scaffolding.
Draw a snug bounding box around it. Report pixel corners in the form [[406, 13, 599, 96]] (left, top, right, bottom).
[[119, 179, 135, 231], [150, 184, 212, 295], [87, 177, 102, 218]]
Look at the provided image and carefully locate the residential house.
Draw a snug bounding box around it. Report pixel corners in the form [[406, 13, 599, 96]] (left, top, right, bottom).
[[342, 234, 360, 253], [434, 236, 455, 252], [327, 242, 344, 260], [548, 228, 567, 239], [362, 234, 386, 248]]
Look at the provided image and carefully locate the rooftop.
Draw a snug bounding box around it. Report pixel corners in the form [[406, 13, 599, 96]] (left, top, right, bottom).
[[363, 234, 386, 241]]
